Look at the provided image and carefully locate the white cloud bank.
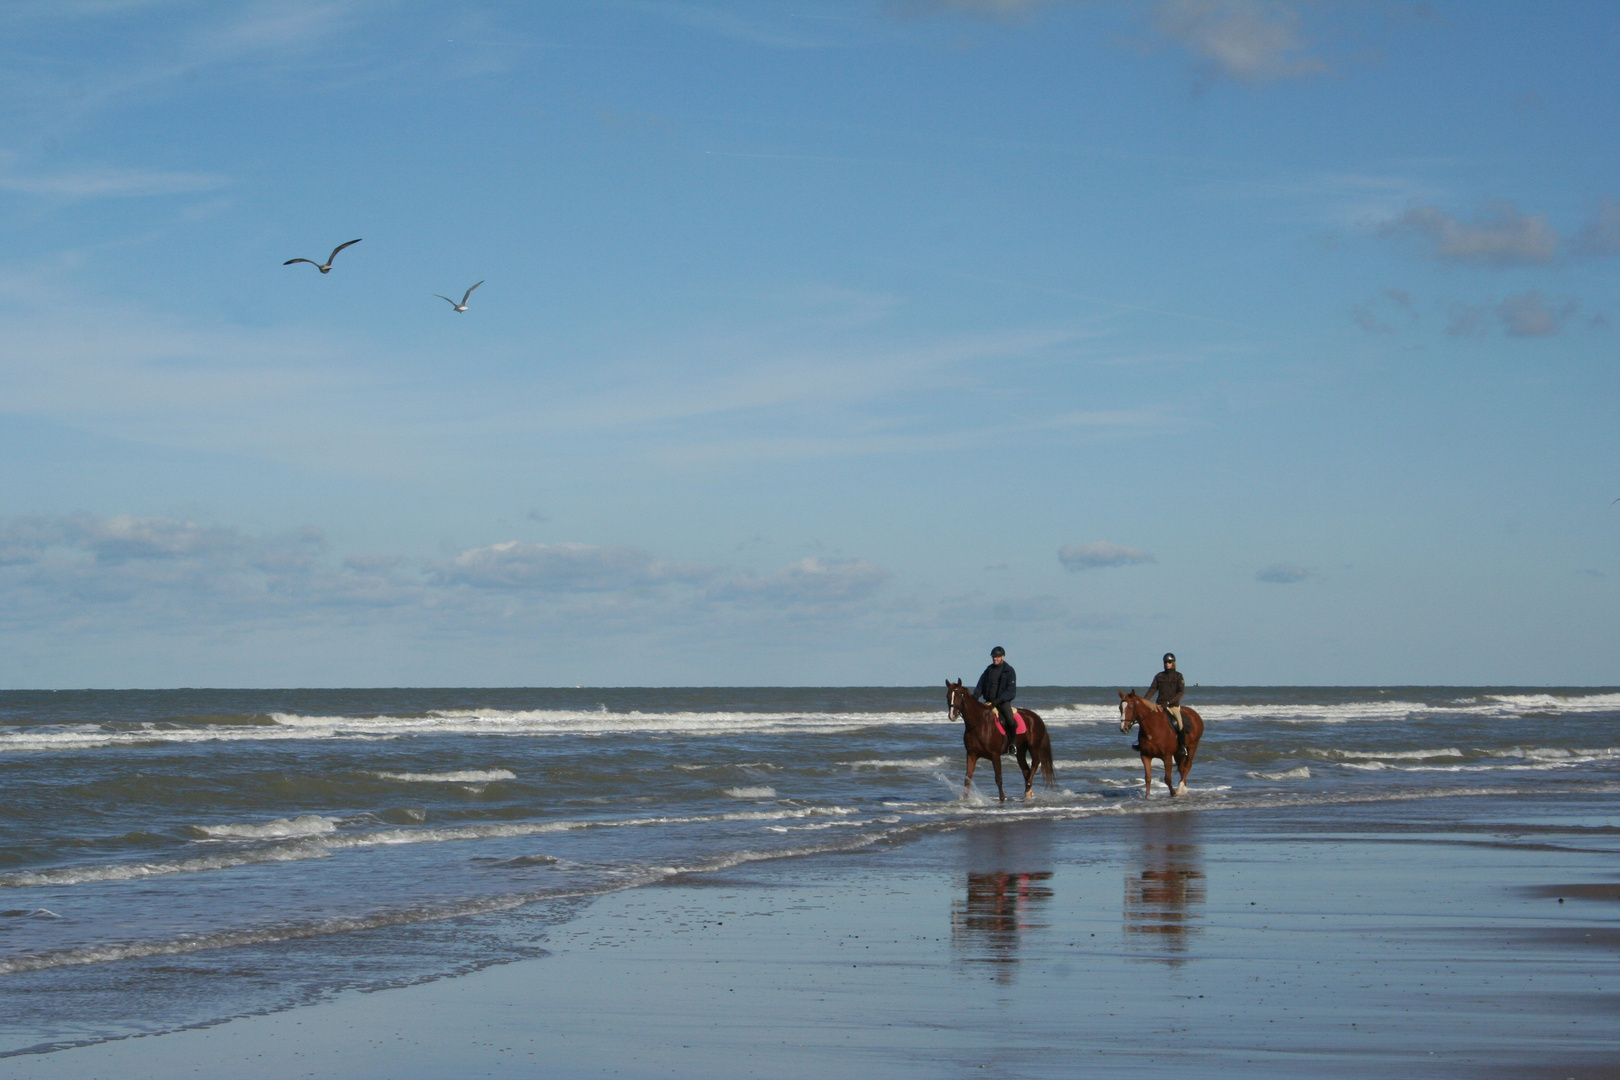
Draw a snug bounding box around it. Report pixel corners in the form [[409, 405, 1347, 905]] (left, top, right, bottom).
[[0, 514, 898, 638]]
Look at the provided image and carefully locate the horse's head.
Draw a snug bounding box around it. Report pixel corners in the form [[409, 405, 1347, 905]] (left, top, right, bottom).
[[947, 679, 967, 721], [1118, 689, 1141, 734]]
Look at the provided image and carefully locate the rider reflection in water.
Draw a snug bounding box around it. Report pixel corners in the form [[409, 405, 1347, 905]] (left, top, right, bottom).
[[1123, 844, 1205, 958], [1134, 652, 1185, 754], [951, 870, 1054, 982], [974, 646, 1018, 746]]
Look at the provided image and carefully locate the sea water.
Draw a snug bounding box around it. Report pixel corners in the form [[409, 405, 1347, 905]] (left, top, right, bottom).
[[1, 685, 1615, 1056]]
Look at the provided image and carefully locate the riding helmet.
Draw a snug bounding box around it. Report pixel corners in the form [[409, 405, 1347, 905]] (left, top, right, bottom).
[[991, 646, 1005, 658], [1163, 652, 1175, 664]]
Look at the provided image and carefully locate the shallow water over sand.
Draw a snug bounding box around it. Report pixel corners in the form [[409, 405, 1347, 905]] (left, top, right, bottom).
[[1, 685, 1615, 1056]]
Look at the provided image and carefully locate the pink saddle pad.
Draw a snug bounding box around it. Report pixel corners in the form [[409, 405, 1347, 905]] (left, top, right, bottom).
[[1012, 710, 1027, 736]]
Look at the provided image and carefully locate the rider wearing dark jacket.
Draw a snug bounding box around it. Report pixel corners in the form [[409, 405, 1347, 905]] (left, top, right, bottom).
[[1133, 653, 1186, 752], [975, 647, 1018, 744], [1148, 656, 1184, 712]]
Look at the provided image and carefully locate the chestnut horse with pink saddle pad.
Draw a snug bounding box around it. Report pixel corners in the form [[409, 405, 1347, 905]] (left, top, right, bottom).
[[947, 680, 1056, 802], [1118, 690, 1203, 797]]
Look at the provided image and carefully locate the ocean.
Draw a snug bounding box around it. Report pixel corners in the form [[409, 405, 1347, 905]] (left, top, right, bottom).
[[2, 685, 1616, 1058]]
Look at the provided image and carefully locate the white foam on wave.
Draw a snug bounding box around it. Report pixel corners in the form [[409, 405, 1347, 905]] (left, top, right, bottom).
[[1053, 757, 1142, 770], [7, 690, 1616, 755], [1472, 692, 1620, 715], [321, 805, 858, 850], [3, 777, 1582, 973], [673, 762, 780, 772], [843, 757, 950, 769], [1483, 746, 1618, 761], [0, 892, 541, 975], [0, 843, 330, 888], [764, 819, 871, 833], [10, 805, 867, 889], [490, 854, 559, 868], [722, 786, 777, 799], [191, 815, 339, 841], [1246, 766, 1311, 781], [0, 708, 943, 753], [369, 769, 516, 783], [1341, 759, 1593, 774], [1310, 748, 1464, 761]]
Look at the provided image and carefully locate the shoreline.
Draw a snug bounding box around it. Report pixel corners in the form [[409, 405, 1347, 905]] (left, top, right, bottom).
[[6, 795, 1616, 1079]]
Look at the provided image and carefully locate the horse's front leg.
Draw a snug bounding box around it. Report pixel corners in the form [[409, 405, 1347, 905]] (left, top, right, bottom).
[[1142, 755, 1153, 798], [991, 753, 1006, 803], [964, 752, 978, 800], [1176, 747, 1196, 796], [1016, 747, 1033, 800]]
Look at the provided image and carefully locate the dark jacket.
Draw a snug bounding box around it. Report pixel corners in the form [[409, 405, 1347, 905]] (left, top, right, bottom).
[[975, 661, 1016, 705], [1148, 669, 1184, 708]]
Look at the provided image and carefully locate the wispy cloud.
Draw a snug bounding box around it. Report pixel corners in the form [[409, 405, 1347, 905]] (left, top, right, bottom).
[[1497, 290, 1578, 337], [635, 1, 850, 48], [1572, 197, 1620, 259], [560, 327, 1076, 430], [1059, 542, 1154, 571], [906, 0, 1332, 82], [711, 557, 890, 608], [1151, 0, 1328, 83], [1379, 201, 1560, 267], [1255, 562, 1310, 583], [1445, 300, 1489, 338], [1352, 287, 1417, 334], [0, 0, 396, 129], [897, 0, 1042, 17], [427, 542, 711, 593], [0, 157, 227, 199]]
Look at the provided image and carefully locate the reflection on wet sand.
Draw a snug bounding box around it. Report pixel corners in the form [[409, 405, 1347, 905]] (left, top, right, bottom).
[[951, 871, 1054, 982], [1124, 821, 1205, 962]]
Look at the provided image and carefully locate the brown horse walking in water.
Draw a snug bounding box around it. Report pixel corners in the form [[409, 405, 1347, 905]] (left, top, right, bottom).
[[947, 680, 1056, 803], [1117, 691, 1203, 797]]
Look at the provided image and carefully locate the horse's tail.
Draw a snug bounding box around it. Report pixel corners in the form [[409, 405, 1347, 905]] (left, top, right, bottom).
[[1031, 714, 1056, 787]]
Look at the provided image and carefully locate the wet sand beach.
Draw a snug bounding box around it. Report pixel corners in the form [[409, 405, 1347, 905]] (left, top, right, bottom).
[[9, 793, 1616, 1080]]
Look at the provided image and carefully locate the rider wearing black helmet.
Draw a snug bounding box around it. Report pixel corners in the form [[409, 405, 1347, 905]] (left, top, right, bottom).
[[974, 646, 1019, 748], [1134, 653, 1186, 753]]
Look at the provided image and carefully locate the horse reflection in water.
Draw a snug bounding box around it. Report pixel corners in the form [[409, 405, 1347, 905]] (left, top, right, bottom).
[[951, 870, 1055, 983], [1123, 821, 1205, 965]]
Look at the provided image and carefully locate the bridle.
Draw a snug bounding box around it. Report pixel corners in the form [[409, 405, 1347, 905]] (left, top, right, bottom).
[[948, 685, 965, 722], [1119, 697, 1137, 734]]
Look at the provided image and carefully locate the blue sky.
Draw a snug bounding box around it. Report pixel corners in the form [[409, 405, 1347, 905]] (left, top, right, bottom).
[[1, 0, 1615, 688]]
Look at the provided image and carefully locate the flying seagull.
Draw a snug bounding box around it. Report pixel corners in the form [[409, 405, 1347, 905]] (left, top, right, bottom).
[[435, 281, 483, 312], [283, 238, 362, 273]]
